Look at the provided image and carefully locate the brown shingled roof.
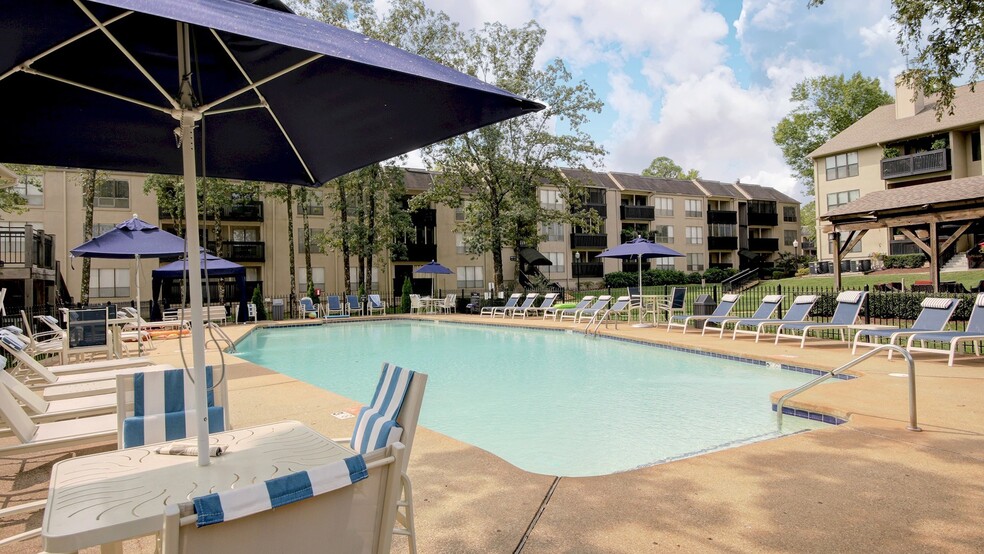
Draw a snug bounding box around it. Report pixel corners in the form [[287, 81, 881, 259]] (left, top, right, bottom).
[[822, 175, 984, 220], [560, 168, 619, 189], [734, 183, 799, 204], [608, 172, 703, 195], [810, 83, 984, 158]]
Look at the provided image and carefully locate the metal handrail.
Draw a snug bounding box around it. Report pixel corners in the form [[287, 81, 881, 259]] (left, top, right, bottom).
[[776, 344, 919, 431]]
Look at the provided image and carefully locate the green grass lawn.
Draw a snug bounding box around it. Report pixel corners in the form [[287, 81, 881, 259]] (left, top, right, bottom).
[[767, 269, 984, 291]]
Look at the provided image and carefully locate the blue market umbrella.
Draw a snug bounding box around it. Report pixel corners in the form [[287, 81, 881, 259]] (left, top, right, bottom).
[[70, 215, 188, 355], [152, 252, 248, 324], [2, 0, 543, 465], [596, 237, 684, 293], [414, 260, 453, 296]]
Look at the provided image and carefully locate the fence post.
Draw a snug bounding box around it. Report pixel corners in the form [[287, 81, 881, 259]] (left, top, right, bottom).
[[864, 284, 871, 324], [776, 283, 783, 319]]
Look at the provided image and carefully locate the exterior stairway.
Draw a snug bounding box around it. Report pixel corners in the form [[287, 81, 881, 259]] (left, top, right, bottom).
[[941, 251, 968, 273]]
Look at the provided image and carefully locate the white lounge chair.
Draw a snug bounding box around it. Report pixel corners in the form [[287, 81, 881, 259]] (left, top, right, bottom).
[[729, 295, 818, 342], [409, 294, 424, 314], [484, 293, 521, 317], [513, 292, 558, 318], [162, 443, 405, 554], [501, 293, 538, 318], [545, 296, 594, 320], [654, 287, 687, 323], [667, 293, 741, 333], [573, 295, 612, 324], [774, 291, 867, 347], [585, 295, 633, 330], [853, 297, 961, 358], [906, 293, 984, 366], [702, 294, 783, 336]]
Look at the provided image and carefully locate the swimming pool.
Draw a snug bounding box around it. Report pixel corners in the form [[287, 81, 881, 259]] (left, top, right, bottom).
[[234, 321, 832, 477]]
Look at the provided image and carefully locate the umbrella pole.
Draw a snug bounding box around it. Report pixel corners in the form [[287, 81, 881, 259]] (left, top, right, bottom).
[[178, 23, 211, 467], [135, 254, 141, 357]]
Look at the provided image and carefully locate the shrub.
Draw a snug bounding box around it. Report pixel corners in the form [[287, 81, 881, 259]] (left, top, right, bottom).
[[685, 272, 703, 284], [306, 282, 318, 305], [796, 268, 810, 277], [400, 276, 412, 313], [251, 285, 267, 321], [882, 254, 927, 269], [771, 270, 785, 280], [602, 272, 637, 288], [701, 267, 730, 283]]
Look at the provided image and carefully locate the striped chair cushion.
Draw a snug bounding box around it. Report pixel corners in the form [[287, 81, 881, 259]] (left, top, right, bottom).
[[41, 315, 59, 326], [192, 454, 368, 527], [762, 295, 782, 303], [976, 293, 984, 307], [793, 295, 817, 304], [921, 298, 954, 309], [0, 332, 26, 351], [122, 366, 223, 448], [350, 363, 414, 454], [122, 406, 225, 448], [2, 326, 22, 335], [837, 291, 864, 303], [721, 294, 739, 303]]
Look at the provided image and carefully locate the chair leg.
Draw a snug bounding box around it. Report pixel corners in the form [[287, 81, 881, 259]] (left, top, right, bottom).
[[393, 472, 417, 554]]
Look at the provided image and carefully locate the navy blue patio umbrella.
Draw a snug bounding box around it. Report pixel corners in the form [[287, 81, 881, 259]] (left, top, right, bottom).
[[1, 0, 543, 464], [152, 252, 248, 325], [596, 236, 684, 293], [70, 215, 188, 354], [414, 260, 454, 296]]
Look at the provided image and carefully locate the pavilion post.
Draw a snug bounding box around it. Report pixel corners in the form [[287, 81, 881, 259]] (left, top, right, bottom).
[[929, 221, 940, 292], [831, 231, 842, 291]]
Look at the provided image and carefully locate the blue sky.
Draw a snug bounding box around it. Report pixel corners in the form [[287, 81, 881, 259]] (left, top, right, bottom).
[[383, 0, 906, 201]]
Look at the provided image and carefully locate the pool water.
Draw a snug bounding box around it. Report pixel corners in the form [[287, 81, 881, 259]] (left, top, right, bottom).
[[234, 321, 830, 477]]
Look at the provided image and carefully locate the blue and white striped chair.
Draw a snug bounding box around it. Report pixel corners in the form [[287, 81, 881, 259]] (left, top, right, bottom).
[[116, 366, 230, 449], [347, 363, 428, 554], [162, 443, 405, 554]]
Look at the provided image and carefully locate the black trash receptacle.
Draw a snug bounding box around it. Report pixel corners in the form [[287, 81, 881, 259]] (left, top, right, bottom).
[[819, 261, 831, 274], [692, 294, 716, 320], [841, 260, 852, 272], [859, 259, 871, 272], [809, 262, 818, 274], [271, 298, 284, 321]]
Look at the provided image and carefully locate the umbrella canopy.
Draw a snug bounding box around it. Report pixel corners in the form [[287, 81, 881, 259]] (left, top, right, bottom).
[[596, 237, 684, 291], [152, 252, 248, 324], [414, 260, 453, 275], [69, 216, 187, 259], [2, 0, 543, 466], [69, 215, 188, 355]]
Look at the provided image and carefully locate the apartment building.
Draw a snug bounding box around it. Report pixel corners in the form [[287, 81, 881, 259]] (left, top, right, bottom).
[[810, 80, 984, 265], [0, 165, 799, 310]]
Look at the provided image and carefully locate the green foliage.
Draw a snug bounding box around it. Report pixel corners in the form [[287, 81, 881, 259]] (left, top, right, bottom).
[[641, 156, 700, 179], [882, 254, 928, 269], [603, 269, 694, 288], [307, 282, 318, 305], [685, 272, 703, 284], [931, 138, 948, 150], [772, 72, 893, 195], [251, 286, 267, 321], [882, 146, 902, 159], [701, 267, 736, 283], [400, 276, 413, 313], [0, 164, 36, 217]]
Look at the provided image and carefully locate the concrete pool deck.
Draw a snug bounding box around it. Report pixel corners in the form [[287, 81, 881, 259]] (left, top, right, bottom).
[[2, 314, 983, 552]]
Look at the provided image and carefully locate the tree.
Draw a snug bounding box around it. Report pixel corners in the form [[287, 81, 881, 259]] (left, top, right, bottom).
[[772, 73, 892, 195], [0, 164, 35, 217], [641, 156, 699, 179], [800, 201, 816, 242], [144, 174, 185, 235], [265, 184, 297, 305], [414, 21, 606, 289], [77, 169, 102, 305], [810, 0, 982, 119]]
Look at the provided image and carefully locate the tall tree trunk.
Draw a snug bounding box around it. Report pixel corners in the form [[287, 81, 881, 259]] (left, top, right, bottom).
[[80, 169, 96, 305], [338, 180, 351, 295], [357, 180, 366, 292], [303, 203, 313, 293], [366, 167, 377, 293], [284, 185, 296, 309]]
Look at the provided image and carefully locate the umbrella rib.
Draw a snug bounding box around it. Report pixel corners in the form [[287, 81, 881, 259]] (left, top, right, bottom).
[[73, 0, 180, 111], [19, 68, 173, 116], [0, 10, 133, 83], [203, 28, 320, 184]]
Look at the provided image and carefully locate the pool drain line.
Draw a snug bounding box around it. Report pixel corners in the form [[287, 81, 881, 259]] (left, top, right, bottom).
[[514, 476, 562, 553]]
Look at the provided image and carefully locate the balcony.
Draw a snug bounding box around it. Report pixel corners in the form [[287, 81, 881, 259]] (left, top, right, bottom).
[[747, 212, 778, 226], [222, 202, 264, 221], [619, 205, 655, 220], [707, 210, 738, 224], [572, 261, 603, 277], [212, 241, 265, 262], [881, 148, 951, 180], [570, 233, 608, 249], [411, 208, 436, 227], [403, 243, 437, 261], [747, 237, 779, 251], [621, 260, 650, 273], [0, 225, 56, 269], [580, 203, 607, 219], [707, 236, 738, 250]]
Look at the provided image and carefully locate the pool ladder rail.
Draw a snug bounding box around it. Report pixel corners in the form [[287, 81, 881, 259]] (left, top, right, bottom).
[[204, 321, 236, 352], [584, 309, 625, 335], [776, 344, 919, 431]]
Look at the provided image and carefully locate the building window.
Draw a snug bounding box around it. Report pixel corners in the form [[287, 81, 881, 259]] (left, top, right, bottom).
[[826, 189, 860, 210], [686, 253, 704, 272], [456, 266, 483, 288], [455, 207, 465, 221], [297, 267, 325, 293], [973, 131, 981, 162], [652, 225, 673, 244], [784, 230, 797, 246], [298, 198, 324, 216], [829, 238, 862, 254], [685, 226, 703, 245], [91, 268, 130, 298], [539, 189, 563, 209], [783, 206, 797, 222], [245, 267, 260, 282], [544, 252, 565, 273], [653, 197, 673, 217], [232, 227, 259, 242], [586, 188, 605, 205], [653, 257, 675, 269], [349, 268, 379, 291], [94, 179, 129, 209], [684, 199, 702, 218], [825, 152, 859, 181], [455, 233, 466, 254], [540, 222, 564, 242], [13, 175, 43, 206], [92, 223, 116, 237], [297, 228, 324, 253], [708, 224, 735, 237]]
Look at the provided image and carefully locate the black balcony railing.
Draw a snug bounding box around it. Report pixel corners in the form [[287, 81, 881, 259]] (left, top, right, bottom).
[[581, 203, 607, 219], [403, 243, 437, 261], [570, 233, 608, 249], [221, 202, 264, 221], [0, 225, 56, 269], [707, 210, 738, 224], [707, 236, 738, 250], [572, 261, 603, 277], [747, 212, 778, 226], [411, 208, 436, 227], [210, 241, 265, 262], [881, 148, 951, 180], [747, 237, 779, 251], [621, 260, 651, 273], [619, 205, 655, 220]]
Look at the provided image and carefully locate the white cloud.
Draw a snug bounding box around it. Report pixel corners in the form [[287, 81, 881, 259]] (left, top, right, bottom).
[[859, 15, 895, 56], [735, 0, 795, 40]]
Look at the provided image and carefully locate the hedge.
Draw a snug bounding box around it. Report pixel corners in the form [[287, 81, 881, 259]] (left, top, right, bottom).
[[602, 267, 736, 288], [882, 253, 927, 269]]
